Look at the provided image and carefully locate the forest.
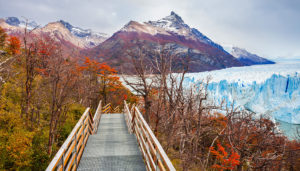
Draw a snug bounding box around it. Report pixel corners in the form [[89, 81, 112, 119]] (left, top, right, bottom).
[[0, 26, 299, 171], [0, 26, 136, 170]]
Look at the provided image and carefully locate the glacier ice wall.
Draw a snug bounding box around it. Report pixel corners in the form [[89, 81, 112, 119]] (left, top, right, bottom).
[[184, 73, 300, 124]]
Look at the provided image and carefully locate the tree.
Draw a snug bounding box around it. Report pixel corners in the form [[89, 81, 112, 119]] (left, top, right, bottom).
[[122, 42, 156, 123], [21, 30, 39, 123], [0, 27, 7, 49], [222, 111, 286, 170], [78, 57, 101, 108], [7, 36, 21, 55], [98, 62, 121, 105], [79, 57, 124, 107], [46, 58, 81, 155], [0, 110, 33, 169], [0, 22, 105, 169], [210, 143, 240, 171], [283, 140, 300, 170], [38, 42, 81, 155]]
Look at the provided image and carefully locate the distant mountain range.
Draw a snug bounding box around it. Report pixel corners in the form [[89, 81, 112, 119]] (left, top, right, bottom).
[[0, 13, 275, 73], [83, 12, 243, 73], [0, 17, 108, 49], [4, 16, 38, 30], [226, 46, 275, 65]]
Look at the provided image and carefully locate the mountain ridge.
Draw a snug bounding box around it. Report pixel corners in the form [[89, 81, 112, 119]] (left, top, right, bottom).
[[0, 16, 108, 48], [1, 13, 275, 73], [83, 11, 243, 73], [230, 47, 275, 65]]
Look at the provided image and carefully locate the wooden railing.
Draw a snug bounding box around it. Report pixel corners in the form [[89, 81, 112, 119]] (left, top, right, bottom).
[[46, 100, 102, 171], [102, 103, 111, 113], [124, 101, 176, 171], [47, 100, 174, 170], [102, 103, 121, 113], [93, 101, 102, 134]]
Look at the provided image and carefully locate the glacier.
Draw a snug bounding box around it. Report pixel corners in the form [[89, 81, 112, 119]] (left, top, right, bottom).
[[183, 60, 300, 124]]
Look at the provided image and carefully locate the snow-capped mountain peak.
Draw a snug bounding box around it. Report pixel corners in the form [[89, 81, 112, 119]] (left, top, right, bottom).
[[120, 12, 225, 51], [170, 11, 184, 23], [5, 17, 20, 26], [5, 17, 38, 30], [158, 11, 185, 26], [121, 20, 170, 35], [88, 11, 243, 73], [59, 20, 73, 32], [1, 16, 108, 49], [58, 20, 108, 47], [59, 20, 107, 38], [146, 11, 188, 34], [231, 47, 253, 58], [145, 12, 224, 50]]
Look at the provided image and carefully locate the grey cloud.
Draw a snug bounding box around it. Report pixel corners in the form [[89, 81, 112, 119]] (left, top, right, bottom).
[[0, 0, 299, 58]]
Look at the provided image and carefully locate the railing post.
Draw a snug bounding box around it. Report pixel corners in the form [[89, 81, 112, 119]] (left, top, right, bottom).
[[82, 119, 86, 148], [93, 100, 102, 134], [88, 111, 94, 134], [130, 104, 135, 115], [131, 108, 136, 133], [74, 134, 78, 169], [61, 152, 65, 170], [155, 150, 159, 170]]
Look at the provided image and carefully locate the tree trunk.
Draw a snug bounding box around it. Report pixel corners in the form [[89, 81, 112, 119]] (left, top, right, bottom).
[[48, 119, 54, 155], [144, 95, 151, 123]]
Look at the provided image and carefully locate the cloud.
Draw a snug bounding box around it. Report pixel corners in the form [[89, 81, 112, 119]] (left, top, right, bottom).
[[0, 0, 299, 58]]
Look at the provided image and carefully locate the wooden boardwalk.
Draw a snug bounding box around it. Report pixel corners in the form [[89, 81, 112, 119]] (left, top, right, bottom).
[[46, 101, 175, 171], [77, 114, 146, 171]]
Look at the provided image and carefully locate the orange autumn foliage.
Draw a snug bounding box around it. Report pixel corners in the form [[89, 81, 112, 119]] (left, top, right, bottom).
[[79, 57, 135, 106], [210, 143, 240, 171], [7, 36, 21, 55], [79, 57, 120, 91], [210, 113, 228, 128]]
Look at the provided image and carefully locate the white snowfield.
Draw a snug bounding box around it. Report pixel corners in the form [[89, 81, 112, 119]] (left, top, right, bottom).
[[183, 60, 300, 124]]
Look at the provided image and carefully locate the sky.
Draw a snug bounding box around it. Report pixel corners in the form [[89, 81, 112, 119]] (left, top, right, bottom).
[[1, 0, 299, 59]]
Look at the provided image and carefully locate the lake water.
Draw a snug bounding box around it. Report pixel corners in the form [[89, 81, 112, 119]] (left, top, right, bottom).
[[276, 119, 300, 140]]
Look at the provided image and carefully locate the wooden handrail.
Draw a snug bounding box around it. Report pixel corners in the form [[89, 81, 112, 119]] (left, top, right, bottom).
[[102, 103, 111, 113], [102, 103, 120, 114], [93, 101, 102, 134], [124, 101, 176, 171], [46, 100, 102, 171], [113, 106, 120, 113]]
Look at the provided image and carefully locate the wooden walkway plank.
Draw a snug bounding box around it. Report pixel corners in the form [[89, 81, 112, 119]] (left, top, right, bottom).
[[77, 114, 146, 171]]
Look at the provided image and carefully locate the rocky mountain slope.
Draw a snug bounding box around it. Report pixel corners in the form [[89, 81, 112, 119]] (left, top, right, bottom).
[[0, 17, 108, 49], [84, 11, 243, 73], [230, 47, 275, 65], [59, 20, 108, 48], [1, 14, 273, 73]]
